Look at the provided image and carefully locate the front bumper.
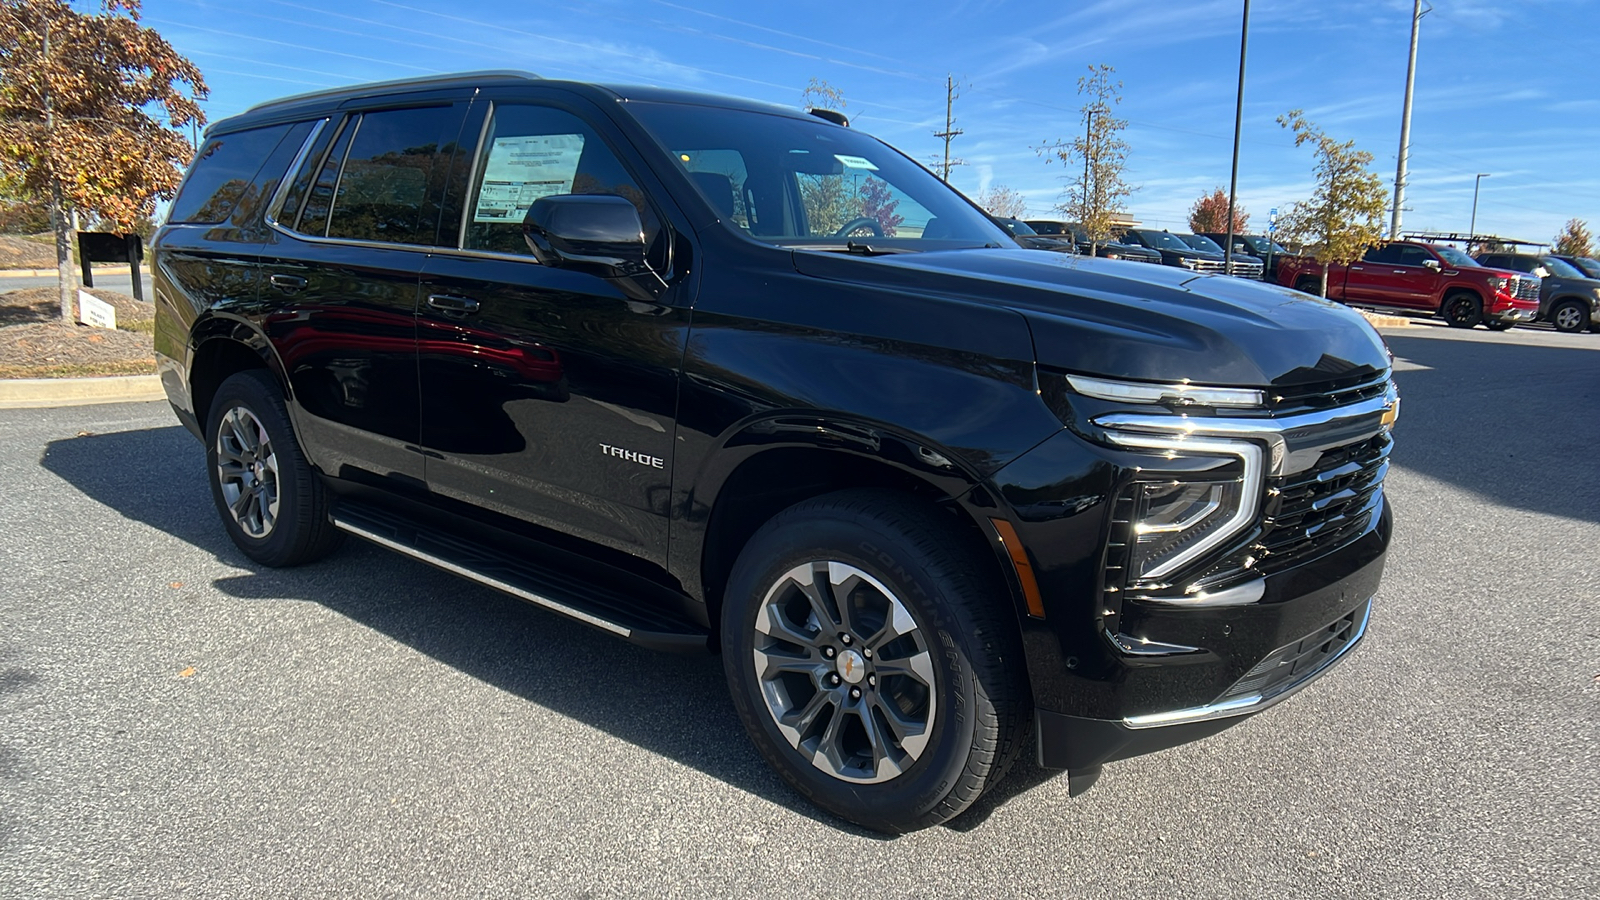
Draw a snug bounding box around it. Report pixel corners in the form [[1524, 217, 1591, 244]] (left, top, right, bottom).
[[1490, 304, 1538, 324]]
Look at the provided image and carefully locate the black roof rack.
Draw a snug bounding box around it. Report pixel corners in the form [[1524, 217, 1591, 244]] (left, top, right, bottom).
[[243, 70, 542, 115], [1400, 230, 1546, 249]]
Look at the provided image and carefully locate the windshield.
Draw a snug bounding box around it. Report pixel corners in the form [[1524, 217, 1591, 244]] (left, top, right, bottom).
[[1539, 256, 1585, 278], [1026, 220, 1067, 236], [1434, 246, 1480, 267], [999, 217, 1038, 235], [1129, 230, 1193, 252], [627, 102, 1009, 249], [1179, 234, 1224, 253], [1246, 236, 1288, 254]]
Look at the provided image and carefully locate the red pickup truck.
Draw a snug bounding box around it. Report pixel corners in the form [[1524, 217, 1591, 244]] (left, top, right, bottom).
[[1277, 240, 1540, 329]]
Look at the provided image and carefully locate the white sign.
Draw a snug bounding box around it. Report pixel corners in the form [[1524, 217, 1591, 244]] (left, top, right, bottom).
[[78, 290, 116, 329], [834, 154, 878, 171], [473, 133, 586, 223]]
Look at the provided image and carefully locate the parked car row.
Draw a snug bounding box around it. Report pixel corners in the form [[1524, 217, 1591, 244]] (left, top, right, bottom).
[[1271, 238, 1599, 333], [1013, 220, 1284, 281]]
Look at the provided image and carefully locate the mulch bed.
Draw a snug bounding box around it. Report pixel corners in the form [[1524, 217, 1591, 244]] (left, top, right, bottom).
[[0, 286, 156, 378], [0, 235, 56, 269]]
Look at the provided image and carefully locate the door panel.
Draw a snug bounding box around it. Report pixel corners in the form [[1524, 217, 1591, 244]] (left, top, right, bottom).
[[417, 254, 687, 563]]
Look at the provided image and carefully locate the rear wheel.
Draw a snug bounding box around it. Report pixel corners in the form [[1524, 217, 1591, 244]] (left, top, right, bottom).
[[721, 490, 1027, 833], [1294, 276, 1321, 296], [1442, 292, 1483, 328], [1551, 299, 1589, 334], [206, 370, 343, 567]]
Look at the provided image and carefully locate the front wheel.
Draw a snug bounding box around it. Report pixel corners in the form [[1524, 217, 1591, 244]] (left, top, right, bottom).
[[721, 491, 1027, 833], [1551, 299, 1589, 334], [1485, 319, 1515, 331], [206, 370, 343, 567], [1442, 293, 1483, 328]]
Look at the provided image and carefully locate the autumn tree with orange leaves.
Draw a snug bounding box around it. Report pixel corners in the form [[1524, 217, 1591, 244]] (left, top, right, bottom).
[[1188, 187, 1249, 234], [0, 0, 206, 321]]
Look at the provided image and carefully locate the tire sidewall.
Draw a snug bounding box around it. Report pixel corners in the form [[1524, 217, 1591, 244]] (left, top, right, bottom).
[[1552, 300, 1586, 333], [205, 371, 306, 565], [721, 512, 981, 831]]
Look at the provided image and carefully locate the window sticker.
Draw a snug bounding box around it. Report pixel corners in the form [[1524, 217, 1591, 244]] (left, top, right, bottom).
[[833, 154, 878, 171], [473, 133, 585, 223]]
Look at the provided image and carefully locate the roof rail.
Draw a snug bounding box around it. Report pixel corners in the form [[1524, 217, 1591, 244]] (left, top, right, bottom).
[[244, 70, 542, 115]]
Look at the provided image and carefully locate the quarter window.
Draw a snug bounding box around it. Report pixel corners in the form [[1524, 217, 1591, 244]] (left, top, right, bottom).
[[169, 124, 295, 224]]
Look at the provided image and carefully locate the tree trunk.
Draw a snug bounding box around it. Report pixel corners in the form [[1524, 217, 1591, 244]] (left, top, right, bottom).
[[49, 178, 75, 323], [1319, 265, 1329, 299]]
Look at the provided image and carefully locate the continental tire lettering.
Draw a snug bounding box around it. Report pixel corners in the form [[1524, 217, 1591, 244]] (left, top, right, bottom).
[[856, 540, 929, 598]]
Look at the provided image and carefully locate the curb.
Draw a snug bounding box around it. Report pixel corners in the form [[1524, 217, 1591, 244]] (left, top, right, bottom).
[[1358, 311, 1411, 328], [0, 374, 165, 409]]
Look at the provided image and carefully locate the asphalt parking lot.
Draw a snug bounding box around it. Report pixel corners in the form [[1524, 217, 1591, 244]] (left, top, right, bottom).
[[1, 320, 1596, 899]]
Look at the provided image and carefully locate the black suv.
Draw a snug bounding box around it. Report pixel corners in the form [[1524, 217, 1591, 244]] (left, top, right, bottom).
[[1474, 252, 1600, 333], [1200, 233, 1291, 282], [1023, 219, 1162, 264], [154, 72, 1397, 833]]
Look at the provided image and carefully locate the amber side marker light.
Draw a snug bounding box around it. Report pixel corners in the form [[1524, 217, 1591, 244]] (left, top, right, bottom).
[[990, 518, 1046, 618]]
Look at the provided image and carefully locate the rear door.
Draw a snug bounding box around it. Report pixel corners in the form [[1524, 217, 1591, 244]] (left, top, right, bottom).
[[1386, 244, 1444, 309], [415, 91, 693, 566], [259, 97, 470, 488]]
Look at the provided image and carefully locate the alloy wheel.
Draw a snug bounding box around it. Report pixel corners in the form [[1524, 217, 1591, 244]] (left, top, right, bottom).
[[214, 405, 281, 538], [751, 561, 936, 784], [1554, 304, 1584, 332]]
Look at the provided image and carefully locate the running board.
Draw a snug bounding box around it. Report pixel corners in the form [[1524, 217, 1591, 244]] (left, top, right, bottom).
[[331, 501, 709, 653]]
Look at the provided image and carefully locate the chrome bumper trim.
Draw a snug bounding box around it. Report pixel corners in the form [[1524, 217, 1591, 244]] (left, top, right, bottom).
[[1123, 599, 1372, 730]]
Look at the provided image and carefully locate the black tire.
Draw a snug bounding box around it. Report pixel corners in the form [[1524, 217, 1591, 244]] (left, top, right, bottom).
[[1442, 292, 1483, 328], [1294, 276, 1321, 296], [205, 370, 343, 567], [1550, 299, 1589, 334], [1485, 319, 1515, 331], [721, 490, 1027, 833]]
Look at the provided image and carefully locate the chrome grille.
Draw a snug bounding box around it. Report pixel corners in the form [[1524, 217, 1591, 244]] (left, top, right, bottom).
[[1188, 258, 1228, 274], [1255, 432, 1390, 573], [1226, 259, 1264, 278], [1513, 276, 1541, 301]]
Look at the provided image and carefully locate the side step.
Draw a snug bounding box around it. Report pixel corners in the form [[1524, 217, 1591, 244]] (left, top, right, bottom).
[[331, 500, 709, 653]]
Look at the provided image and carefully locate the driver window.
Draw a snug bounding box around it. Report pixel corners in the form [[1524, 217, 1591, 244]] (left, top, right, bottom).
[[1395, 246, 1431, 267], [462, 104, 658, 256]]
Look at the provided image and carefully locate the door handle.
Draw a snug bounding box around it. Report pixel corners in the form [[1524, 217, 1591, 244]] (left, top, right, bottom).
[[1393, 270, 1408, 274], [1350, 265, 1364, 271], [269, 273, 307, 291], [426, 293, 481, 315]]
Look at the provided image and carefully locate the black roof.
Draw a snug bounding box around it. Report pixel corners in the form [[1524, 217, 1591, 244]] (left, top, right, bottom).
[[209, 70, 816, 137]]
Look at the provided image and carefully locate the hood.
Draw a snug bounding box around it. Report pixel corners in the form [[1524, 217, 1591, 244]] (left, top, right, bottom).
[[791, 248, 1391, 388]]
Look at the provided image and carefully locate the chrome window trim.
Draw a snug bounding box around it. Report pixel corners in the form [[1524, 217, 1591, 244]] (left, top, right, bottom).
[[1124, 599, 1371, 729], [458, 100, 498, 251], [1103, 432, 1263, 582], [262, 117, 328, 230]]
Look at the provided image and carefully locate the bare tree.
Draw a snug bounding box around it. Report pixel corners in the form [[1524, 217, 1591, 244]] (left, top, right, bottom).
[[975, 184, 1028, 219]]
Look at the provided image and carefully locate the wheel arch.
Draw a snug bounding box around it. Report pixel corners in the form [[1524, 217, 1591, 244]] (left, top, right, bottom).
[[687, 416, 1028, 648], [188, 313, 293, 432]]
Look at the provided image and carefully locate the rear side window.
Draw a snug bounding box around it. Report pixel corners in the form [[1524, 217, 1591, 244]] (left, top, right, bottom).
[[292, 106, 462, 245], [168, 124, 295, 224]]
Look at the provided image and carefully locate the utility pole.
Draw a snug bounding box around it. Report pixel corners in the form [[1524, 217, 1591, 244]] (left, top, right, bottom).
[[932, 74, 965, 182], [1469, 172, 1489, 248], [1391, 0, 1428, 238], [1224, 0, 1250, 274]]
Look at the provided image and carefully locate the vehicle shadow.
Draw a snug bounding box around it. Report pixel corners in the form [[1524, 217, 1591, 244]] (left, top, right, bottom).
[[1382, 328, 1600, 525], [38, 425, 906, 837]]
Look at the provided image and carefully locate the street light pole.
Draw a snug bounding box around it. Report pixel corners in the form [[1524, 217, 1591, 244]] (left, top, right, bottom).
[[1391, 0, 1428, 238], [1469, 172, 1489, 248], [1224, 0, 1250, 274]]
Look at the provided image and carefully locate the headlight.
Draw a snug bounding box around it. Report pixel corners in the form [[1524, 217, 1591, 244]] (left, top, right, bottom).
[[1104, 433, 1264, 583], [1130, 478, 1249, 581], [1487, 275, 1508, 291], [1104, 252, 1122, 259]]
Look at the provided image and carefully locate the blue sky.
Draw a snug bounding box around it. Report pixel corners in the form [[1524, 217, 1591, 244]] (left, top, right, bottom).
[[142, 0, 1598, 245]]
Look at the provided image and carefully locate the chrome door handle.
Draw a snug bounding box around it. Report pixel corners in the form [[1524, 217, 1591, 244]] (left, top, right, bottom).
[[426, 293, 481, 315], [269, 273, 307, 291], [1393, 269, 1408, 274], [1350, 265, 1364, 271]]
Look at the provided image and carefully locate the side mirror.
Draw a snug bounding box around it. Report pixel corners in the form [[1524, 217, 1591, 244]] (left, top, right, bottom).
[[1423, 259, 1441, 270], [523, 194, 650, 278]]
